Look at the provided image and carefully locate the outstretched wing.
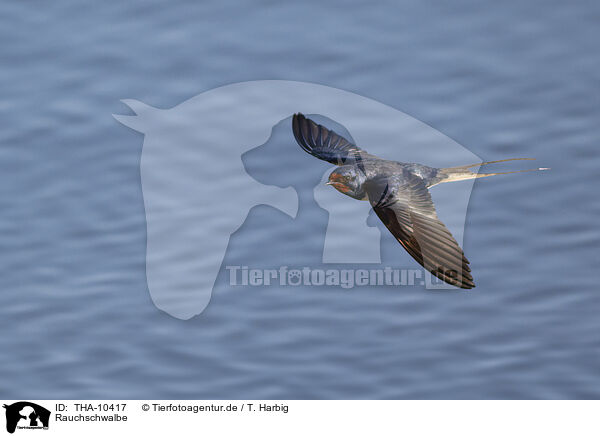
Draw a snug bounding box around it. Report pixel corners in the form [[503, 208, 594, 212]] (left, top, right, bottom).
[[292, 113, 369, 169], [366, 174, 475, 289]]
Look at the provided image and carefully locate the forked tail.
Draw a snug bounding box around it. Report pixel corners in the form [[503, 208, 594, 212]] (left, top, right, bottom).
[[434, 158, 549, 186]]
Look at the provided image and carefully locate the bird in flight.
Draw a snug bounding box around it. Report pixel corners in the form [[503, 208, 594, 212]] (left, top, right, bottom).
[[292, 113, 548, 289]]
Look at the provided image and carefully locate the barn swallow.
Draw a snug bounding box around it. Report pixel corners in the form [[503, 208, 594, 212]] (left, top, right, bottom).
[[292, 113, 548, 289]]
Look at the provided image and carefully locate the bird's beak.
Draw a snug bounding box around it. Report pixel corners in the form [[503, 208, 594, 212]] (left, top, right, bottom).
[[325, 181, 333, 185]]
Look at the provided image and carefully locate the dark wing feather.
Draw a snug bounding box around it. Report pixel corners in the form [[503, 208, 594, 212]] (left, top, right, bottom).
[[292, 113, 367, 170], [367, 174, 474, 289]]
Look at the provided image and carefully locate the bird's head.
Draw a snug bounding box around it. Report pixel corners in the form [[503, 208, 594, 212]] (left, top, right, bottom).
[[326, 166, 366, 199]]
